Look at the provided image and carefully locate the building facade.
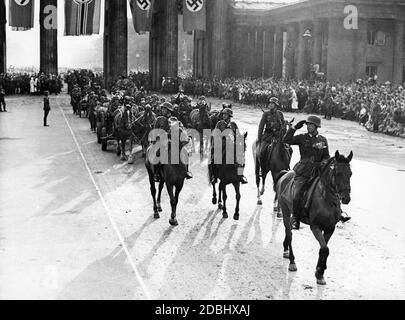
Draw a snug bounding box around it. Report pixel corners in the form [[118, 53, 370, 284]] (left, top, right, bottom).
[[229, 0, 405, 84]]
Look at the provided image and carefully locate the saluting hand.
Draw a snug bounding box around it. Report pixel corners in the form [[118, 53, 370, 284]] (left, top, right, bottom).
[[294, 120, 306, 130]]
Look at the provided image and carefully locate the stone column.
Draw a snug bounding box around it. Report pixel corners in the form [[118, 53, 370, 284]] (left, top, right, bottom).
[[296, 21, 307, 80], [312, 19, 323, 67], [256, 28, 264, 78], [393, 20, 405, 84], [161, 0, 178, 79], [241, 27, 249, 77], [273, 27, 284, 79], [285, 24, 297, 79], [0, 0, 6, 74], [209, 0, 228, 78], [104, 0, 128, 89], [263, 27, 274, 79], [40, 0, 58, 75]]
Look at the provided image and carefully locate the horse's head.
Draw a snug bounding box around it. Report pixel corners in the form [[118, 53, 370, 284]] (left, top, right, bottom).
[[332, 150, 353, 204]]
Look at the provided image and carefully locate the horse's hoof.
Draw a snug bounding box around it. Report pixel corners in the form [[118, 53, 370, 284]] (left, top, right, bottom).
[[169, 218, 178, 226], [288, 263, 297, 272], [218, 203, 223, 210], [128, 158, 134, 164], [277, 212, 283, 219], [212, 198, 217, 205], [317, 278, 326, 285], [157, 205, 162, 212], [222, 212, 228, 219], [257, 200, 263, 206], [233, 214, 239, 221], [153, 213, 160, 219], [283, 251, 289, 259]]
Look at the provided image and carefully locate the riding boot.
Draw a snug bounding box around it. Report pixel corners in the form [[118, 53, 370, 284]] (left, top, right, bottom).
[[340, 210, 351, 223], [292, 199, 301, 230], [185, 165, 193, 179], [240, 175, 248, 184]]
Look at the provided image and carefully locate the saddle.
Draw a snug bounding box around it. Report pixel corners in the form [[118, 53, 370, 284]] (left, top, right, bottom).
[[299, 176, 321, 217]]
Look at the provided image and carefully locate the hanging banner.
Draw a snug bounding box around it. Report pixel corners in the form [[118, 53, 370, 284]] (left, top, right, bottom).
[[128, 0, 154, 34], [65, 0, 101, 36], [9, 0, 35, 30], [183, 0, 205, 32]]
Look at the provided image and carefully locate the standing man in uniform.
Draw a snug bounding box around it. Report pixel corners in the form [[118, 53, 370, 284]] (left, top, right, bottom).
[[0, 88, 6, 112], [43, 91, 51, 127]]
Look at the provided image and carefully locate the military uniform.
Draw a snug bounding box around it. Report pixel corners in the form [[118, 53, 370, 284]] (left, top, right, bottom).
[[43, 93, 51, 126], [283, 116, 330, 222], [257, 109, 285, 159]]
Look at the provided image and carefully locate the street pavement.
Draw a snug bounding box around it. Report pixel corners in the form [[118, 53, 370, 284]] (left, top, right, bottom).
[[0, 93, 404, 300]]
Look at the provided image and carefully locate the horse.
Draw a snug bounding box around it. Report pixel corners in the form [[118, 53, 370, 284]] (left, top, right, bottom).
[[112, 106, 138, 162], [132, 108, 156, 159], [275, 150, 353, 285], [253, 120, 293, 213], [210, 130, 248, 220], [145, 129, 188, 226], [190, 104, 213, 158]]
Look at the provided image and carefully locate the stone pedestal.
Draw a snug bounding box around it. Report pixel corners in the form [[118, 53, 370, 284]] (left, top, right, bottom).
[[104, 0, 128, 89], [40, 0, 58, 75]]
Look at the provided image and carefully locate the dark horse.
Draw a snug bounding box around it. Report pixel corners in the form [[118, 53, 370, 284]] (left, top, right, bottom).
[[190, 104, 213, 158], [145, 129, 188, 226], [275, 150, 353, 285], [113, 106, 138, 162], [132, 108, 156, 159], [253, 120, 293, 213], [210, 130, 248, 220]]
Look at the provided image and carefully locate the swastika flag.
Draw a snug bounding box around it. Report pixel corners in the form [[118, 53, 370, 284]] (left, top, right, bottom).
[[9, 0, 35, 30], [129, 0, 154, 34], [183, 0, 206, 32], [65, 0, 101, 36]]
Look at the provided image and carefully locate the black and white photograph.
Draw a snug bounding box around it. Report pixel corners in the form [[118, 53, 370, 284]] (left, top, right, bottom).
[[0, 0, 405, 303]]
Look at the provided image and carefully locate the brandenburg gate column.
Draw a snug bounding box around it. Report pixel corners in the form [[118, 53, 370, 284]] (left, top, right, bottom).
[[40, 0, 58, 75], [210, 0, 229, 78], [273, 26, 284, 79], [0, 0, 6, 74], [393, 20, 405, 84], [161, 0, 178, 80], [104, 0, 128, 89]]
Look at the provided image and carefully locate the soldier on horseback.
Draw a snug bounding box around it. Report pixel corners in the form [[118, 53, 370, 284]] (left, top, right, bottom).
[[150, 102, 193, 182], [210, 108, 248, 185], [257, 97, 289, 171], [283, 115, 350, 229]]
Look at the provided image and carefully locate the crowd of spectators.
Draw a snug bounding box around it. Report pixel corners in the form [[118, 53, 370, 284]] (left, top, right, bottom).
[[0, 72, 63, 95], [179, 77, 405, 138]]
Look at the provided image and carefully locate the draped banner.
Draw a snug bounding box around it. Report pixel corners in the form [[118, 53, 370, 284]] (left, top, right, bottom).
[[9, 0, 35, 31], [128, 0, 154, 34], [183, 0, 205, 32], [65, 0, 101, 36]]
